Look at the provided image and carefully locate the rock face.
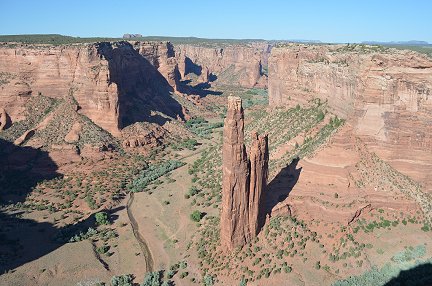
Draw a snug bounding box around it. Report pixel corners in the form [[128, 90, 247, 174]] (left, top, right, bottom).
[[175, 43, 270, 88], [221, 96, 269, 250], [0, 41, 184, 136], [64, 122, 82, 143], [0, 108, 10, 131], [221, 96, 251, 249], [133, 41, 181, 91], [248, 132, 269, 236], [268, 44, 432, 189]]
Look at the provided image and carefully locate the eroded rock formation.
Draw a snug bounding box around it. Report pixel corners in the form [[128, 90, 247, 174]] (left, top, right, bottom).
[[248, 132, 269, 236], [175, 43, 270, 88], [0, 41, 184, 137], [268, 44, 432, 189], [0, 108, 10, 131], [221, 96, 269, 250], [64, 122, 82, 143]]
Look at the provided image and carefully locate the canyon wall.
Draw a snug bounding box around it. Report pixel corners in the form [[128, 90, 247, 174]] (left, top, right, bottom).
[[175, 43, 270, 88], [268, 44, 432, 189], [221, 96, 269, 250], [0, 40, 271, 139], [0, 41, 183, 136]]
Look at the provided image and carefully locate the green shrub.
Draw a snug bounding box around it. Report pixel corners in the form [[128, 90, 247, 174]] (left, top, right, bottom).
[[167, 270, 175, 279], [95, 212, 110, 225], [421, 224, 430, 232], [284, 265, 292, 273], [141, 271, 161, 286], [111, 274, 133, 286], [190, 210, 203, 222], [392, 245, 426, 263], [317, 110, 325, 121], [188, 186, 200, 197], [203, 274, 215, 286], [96, 245, 109, 254], [129, 160, 185, 192]]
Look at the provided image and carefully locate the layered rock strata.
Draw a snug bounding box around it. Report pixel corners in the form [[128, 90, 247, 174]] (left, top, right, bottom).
[[175, 43, 270, 88], [221, 96, 269, 250], [0, 41, 184, 136], [268, 44, 432, 189]]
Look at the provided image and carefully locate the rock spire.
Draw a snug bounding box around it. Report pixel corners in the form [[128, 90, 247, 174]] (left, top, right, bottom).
[[221, 96, 269, 250]]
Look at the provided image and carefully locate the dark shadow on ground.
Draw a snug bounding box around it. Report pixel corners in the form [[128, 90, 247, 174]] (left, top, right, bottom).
[[0, 138, 113, 274], [208, 73, 217, 82], [96, 41, 185, 127], [0, 138, 59, 205], [259, 157, 302, 229], [177, 80, 223, 97], [384, 262, 432, 286]]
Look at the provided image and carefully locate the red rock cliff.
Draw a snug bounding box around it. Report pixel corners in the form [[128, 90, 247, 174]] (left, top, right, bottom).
[[175, 43, 270, 88], [0, 41, 183, 136], [268, 44, 432, 188]]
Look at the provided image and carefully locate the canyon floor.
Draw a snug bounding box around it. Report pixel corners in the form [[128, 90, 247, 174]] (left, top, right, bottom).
[[0, 38, 432, 286]]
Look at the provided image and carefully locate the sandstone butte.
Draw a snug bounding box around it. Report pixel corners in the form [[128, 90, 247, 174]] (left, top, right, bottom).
[[221, 96, 269, 250]]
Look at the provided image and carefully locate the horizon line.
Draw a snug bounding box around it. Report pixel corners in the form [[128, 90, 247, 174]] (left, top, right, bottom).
[[0, 33, 430, 46]]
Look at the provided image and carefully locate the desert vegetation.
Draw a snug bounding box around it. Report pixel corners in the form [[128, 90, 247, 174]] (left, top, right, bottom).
[[1, 33, 431, 286]]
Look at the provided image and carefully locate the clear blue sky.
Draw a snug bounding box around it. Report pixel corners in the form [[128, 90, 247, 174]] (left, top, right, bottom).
[[0, 0, 431, 43]]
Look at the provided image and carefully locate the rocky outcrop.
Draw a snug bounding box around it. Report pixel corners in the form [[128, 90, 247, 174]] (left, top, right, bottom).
[[64, 122, 82, 143], [14, 129, 35, 145], [0, 41, 184, 137], [221, 96, 251, 249], [221, 96, 269, 250], [175, 43, 270, 88], [122, 128, 166, 149], [0, 108, 10, 131], [248, 132, 269, 236], [268, 44, 432, 189]]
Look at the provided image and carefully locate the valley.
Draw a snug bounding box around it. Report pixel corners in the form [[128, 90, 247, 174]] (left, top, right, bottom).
[[0, 35, 431, 286]]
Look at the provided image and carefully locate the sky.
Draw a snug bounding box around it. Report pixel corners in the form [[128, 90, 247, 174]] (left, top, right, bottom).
[[0, 0, 431, 43]]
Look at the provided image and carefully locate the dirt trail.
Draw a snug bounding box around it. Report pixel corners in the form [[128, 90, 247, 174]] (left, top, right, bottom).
[[124, 134, 219, 274], [126, 192, 154, 272]]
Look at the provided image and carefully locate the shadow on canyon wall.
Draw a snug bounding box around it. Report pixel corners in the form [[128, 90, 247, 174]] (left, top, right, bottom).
[[0, 138, 116, 274], [184, 56, 217, 82], [384, 262, 432, 286], [184, 56, 202, 76], [177, 56, 222, 97], [263, 157, 302, 221], [97, 41, 185, 127]]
